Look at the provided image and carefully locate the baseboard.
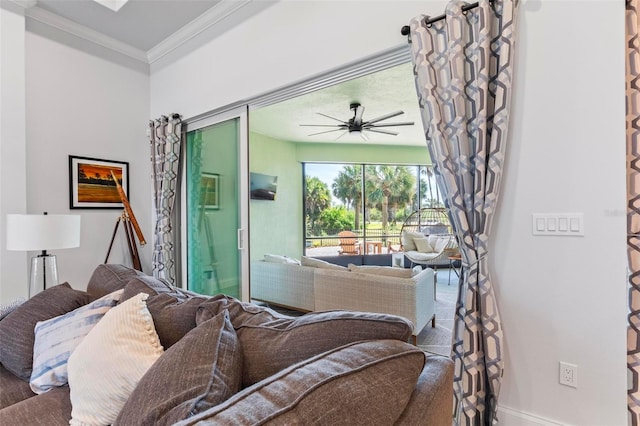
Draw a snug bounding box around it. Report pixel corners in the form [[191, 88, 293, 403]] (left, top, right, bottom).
[[498, 405, 565, 426]]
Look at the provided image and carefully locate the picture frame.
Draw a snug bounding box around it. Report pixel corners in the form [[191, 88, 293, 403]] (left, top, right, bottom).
[[200, 172, 220, 210], [69, 156, 129, 209]]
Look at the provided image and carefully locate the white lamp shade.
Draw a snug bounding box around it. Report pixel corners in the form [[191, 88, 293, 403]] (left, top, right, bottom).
[[6, 214, 81, 251]]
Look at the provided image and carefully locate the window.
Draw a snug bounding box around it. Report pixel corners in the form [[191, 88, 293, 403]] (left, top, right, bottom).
[[303, 163, 442, 257]]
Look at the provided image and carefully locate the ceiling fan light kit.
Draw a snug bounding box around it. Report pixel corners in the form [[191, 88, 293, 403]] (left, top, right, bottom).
[[300, 102, 415, 141]]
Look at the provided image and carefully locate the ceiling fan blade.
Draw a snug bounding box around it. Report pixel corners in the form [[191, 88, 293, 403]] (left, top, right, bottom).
[[366, 128, 399, 136], [364, 110, 404, 125], [308, 128, 348, 136], [334, 131, 349, 141], [365, 121, 415, 128], [300, 124, 347, 127], [353, 104, 365, 126], [316, 112, 349, 124]]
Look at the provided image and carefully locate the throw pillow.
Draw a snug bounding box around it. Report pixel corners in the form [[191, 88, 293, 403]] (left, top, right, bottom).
[[0, 283, 92, 380], [236, 310, 413, 387], [401, 230, 424, 252], [67, 292, 164, 426], [263, 254, 300, 264], [0, 297, 26, 321], [347, 264, 413, 279], [413, 236, 434, 253], [173, 340, 425, 426], [301, 256, 348, 270], [86, 263, 145, 299], [115, 310, 242, 425], [121, 278, 208, 349], [30, 289, 124, 394]]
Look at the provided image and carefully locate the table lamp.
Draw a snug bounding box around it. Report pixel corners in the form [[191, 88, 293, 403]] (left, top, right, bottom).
[[6, 212, 81, 297]]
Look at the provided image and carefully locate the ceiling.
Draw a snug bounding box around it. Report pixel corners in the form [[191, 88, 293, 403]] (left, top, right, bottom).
[[34, 0, 222, 51], [16, 0, 425, 147], [250, 62, 427, 146]]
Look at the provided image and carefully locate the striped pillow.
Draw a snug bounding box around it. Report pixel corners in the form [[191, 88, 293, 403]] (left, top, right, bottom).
[[0, 297, 26, 321], [29, 289, 123, 394]]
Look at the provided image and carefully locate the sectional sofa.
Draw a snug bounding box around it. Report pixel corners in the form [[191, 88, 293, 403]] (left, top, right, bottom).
[[0, 263, 453, 425], [251, 257, 437, 339]]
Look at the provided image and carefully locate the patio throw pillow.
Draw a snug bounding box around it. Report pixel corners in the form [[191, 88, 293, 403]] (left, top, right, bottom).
[[115, 309, 242, 425], [413, 236, 434, 253], [301, 256, 347, 270], [0, 283, 92, 381], [236, 310, 413, 387], [401, 231, 424, 251], [173, 340, 425, 426], [67, 292, 163, 426], [30, 289, 124, 394]]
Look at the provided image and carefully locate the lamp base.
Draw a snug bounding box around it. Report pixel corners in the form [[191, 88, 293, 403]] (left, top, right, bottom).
[[30, 254, 58, 297]]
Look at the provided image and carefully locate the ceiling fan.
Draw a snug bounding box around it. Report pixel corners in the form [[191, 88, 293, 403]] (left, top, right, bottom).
[[300, 103, 414, 141]]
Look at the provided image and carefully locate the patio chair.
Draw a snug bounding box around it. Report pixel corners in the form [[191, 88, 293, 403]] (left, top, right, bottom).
[[337, 231, 361, 255]]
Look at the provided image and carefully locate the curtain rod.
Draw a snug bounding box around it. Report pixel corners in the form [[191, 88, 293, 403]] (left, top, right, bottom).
[[400, 2, 480, 35]]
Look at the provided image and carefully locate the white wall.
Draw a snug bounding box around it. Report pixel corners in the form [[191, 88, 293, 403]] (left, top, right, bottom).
[[151, 1, 626, 424], [22, 25, 151, 292], [0, 4, 28, 303]]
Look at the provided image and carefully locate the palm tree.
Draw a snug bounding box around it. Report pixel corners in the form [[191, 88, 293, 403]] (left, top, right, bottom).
[[305, 177, 331, 235], [367, 166, 415, 231], [332, 165, 362, 230]]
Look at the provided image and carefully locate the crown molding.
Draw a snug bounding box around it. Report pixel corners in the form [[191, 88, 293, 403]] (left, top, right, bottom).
[[25, 5, 148, 63], [146, 0, 252, 64]]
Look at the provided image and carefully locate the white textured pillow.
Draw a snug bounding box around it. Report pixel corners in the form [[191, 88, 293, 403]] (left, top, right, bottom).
[[401, 231, 424, 251], [67, 292, 164, 426], [301, 256, 348, 270], [347, 264, 413, 278], [30, 289, 123, 394], [413, 237, 434, 253], [264, 254, 300, 264]]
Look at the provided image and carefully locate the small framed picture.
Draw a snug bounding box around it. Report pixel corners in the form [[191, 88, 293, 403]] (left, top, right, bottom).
[[69, 156, 129, 209], [200, 173, 219, 210]]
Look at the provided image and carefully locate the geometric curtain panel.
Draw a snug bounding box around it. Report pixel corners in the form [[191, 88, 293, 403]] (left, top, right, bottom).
[[148, 114, 182, 285], [408, 1, 518, 424], [627, 1, 640, 424]]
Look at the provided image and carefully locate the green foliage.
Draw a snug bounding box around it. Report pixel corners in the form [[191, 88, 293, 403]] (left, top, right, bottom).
[[319, 206, 355, 235], [305, 176, 332, 234]]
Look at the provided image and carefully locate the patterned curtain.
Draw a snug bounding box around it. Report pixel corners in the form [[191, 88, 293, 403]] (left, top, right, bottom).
[[407, 1, 518, 424], [627, 1, 640, 423], [149, 114, 182, 284]]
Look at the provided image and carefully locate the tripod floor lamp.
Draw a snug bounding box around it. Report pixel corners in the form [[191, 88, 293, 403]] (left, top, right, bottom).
[[6, 213, 81, 297]]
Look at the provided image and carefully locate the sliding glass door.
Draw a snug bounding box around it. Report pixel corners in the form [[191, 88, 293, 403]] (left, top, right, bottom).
[[182, 107, 249, 300]]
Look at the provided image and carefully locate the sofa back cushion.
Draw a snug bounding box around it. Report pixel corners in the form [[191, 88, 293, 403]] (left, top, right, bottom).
[[86, 264, 145, 299], [196, 294, 280, 328], [300, 256, 347, 270], [173, 340, 425, 426], [116, 309, 242, 425], [0, 283, 92, 380], [236, 310, 413, 387], [347, 264, 414, 278]]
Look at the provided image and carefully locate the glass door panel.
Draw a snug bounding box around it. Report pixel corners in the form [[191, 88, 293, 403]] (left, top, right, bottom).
[[185, 115, 247, 298]]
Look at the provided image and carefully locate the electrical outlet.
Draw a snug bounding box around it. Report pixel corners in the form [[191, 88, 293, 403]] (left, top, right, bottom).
[[559, 362, 578, 388]]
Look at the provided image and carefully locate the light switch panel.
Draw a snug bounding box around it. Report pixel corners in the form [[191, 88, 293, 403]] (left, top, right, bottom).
[[532, 213, 584, 236]]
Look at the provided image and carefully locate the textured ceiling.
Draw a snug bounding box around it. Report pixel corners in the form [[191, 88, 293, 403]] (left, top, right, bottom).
[[250, 62, 426, 147]]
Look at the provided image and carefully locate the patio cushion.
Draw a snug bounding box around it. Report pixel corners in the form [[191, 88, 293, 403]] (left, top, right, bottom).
[[404, 251, 440, 261], [401, 231, 424, 251]]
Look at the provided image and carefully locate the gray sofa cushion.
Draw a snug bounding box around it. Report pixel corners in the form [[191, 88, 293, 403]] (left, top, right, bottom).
[[115, 309, 242, 426], [174, 340, 425, 426], [196, 294, 280, 328], [0, 364, 35, 409], [86, 263, 145, 299], [121, 278, 208, 349], [236, 310, 413, 387], [0, 283, 92, 380], [0, 385, 71, 425]]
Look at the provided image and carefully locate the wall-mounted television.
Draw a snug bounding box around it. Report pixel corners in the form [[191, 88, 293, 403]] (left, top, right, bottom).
[[250, 172, 278, 200]]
